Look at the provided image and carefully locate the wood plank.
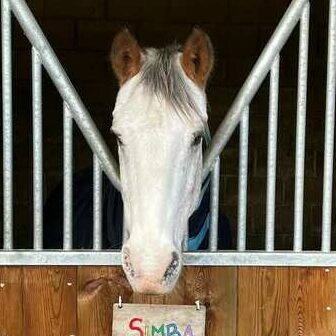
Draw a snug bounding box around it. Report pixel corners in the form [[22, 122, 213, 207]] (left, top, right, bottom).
[[182, 267, 237, 336], [289, 267, 336, 335], [237, 267, 289, 336], [77, 266, 237, 336], [0, 267, 23, 336], [22, 266, 77, 336], [77, 266, 132, 336]]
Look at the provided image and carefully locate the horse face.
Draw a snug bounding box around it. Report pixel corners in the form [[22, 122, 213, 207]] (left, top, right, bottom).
[[110, 28, 213, 294]]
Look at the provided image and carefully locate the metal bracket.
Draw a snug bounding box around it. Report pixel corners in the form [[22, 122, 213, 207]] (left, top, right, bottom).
[[118, 295, 123, 309], [195, 300, 201, 310]]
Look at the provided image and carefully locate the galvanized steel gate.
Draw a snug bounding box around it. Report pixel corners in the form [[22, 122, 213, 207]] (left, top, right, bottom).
[[1, 0, 336, 266]]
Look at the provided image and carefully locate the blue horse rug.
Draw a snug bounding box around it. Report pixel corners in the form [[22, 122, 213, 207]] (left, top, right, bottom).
[[43, 167, 232, 250]]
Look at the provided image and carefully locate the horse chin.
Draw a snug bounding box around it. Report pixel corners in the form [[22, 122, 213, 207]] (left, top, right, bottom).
[[127, 275, 179, 294]]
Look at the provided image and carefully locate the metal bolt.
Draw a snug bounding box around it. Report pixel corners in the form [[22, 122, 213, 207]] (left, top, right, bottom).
[[67, 282, 73, 286], [0, 283, 5, 288], [326, 306, 332, 311], [195, 300, 200, 311], [325, 268, 330, 273]]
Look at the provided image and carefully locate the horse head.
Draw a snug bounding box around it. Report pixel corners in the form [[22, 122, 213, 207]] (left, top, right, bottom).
[[110, 28, 214, 294]]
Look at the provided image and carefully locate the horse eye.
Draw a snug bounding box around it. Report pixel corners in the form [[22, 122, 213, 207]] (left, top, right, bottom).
[[115, 135, 124, 146], [192, 134, 203, 146]]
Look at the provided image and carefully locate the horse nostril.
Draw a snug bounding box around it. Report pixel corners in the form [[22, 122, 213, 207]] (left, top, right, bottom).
[[171, 252, 179, 268], [163, 252, 180, 282], [122, 247, 135, 278]]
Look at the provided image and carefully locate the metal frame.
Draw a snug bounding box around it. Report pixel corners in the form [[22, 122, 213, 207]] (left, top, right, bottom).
[[0, 251, 335, 266], [265, 56, 280, 252], [93, 155, 103, 250], [2, 0, 13, 250], [237, 107, 249, 251], [209, 157, 220, 251], [293, 3, 310, 252], [9, 0, 121, 191], [32, 47, 43, 250], [63, 103, 73, 250], [2, 0, 335, 266], [322, 0, 336, 253], [203, 0, 309, 177]]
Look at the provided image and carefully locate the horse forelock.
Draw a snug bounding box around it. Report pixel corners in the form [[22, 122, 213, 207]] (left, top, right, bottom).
[[140, 45, 206, 125]]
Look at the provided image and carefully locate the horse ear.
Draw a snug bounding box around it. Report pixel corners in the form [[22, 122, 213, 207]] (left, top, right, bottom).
[[111, 28, 142, 85], [181, 27, 214, 87]]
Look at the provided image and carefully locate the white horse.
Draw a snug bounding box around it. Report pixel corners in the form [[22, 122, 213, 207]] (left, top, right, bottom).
[[110, 27, 214, 294]]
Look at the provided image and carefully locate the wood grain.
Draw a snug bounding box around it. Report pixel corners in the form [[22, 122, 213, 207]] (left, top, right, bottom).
[[77, 266, 237, 336], [22, 267, 77, 336], [0, 267, 23, 336], [77, 266, 132, 336], [289, 267, 336, 335], [237, 267, 289, 336], [183, 267, 237, 336], [4, 266, 336, 335]]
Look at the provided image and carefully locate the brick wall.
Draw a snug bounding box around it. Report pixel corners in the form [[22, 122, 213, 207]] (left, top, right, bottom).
[[8, 0, 333, 249]]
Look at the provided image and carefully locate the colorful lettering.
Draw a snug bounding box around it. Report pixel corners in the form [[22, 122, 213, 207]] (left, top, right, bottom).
[[127, 318, 198, 336], [129, 317, 144, 336], [183, 325, 194, 336], [166, 323, 181, 336], [152, 324, 165, 335]]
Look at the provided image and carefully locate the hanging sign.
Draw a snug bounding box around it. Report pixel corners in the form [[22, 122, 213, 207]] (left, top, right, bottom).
[[112, 303, 206, 336]]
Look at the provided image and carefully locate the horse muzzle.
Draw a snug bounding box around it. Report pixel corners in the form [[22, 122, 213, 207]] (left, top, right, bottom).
[[122, 247, 182, 294]]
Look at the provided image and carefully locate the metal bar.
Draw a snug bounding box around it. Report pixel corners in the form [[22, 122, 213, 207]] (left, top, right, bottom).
[[0, 250, 336, 266], [183, 234, 189, 252], [293, 3, 310, 252], [32, 47, 43, 250], [237, 107, 249, 251], [265, 55, 280, 252], [93, 155, 103, 250], [2, 0, 13, 250], [63, 103, 73, 250], [322, 0, 336, 252], [184, 251, 336, 267], [9, 0, 121, 191], [203, 0, 309, 179], [209, 157, 220, 251]]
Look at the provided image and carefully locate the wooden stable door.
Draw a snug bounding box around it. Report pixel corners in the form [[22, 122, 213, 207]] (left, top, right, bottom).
[[0, 266, 335, 335]]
